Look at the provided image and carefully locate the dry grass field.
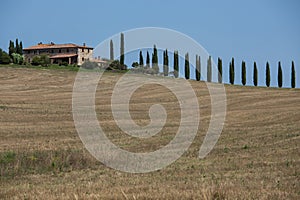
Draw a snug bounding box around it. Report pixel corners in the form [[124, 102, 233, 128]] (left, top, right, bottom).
[[0, 66, 299, 199]]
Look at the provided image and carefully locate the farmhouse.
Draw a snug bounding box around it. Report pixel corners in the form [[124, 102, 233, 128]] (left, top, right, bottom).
[[23, 42, 93, 65]]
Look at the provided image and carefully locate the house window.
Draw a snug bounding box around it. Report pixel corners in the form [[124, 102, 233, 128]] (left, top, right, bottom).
[[82, 58, 84, 62], [88, 49, 90, 53], [82, 48, 84, 52], [51, 50, 54, 53], [67, 48, 69, 53], [59, 49, 61, 53]]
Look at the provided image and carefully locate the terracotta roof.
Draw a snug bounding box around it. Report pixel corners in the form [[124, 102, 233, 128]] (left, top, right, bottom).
[[24, 43, 93, 50], [50, 54, 78, 59]]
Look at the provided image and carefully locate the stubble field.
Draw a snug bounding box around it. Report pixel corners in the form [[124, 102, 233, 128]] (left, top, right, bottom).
[[0, 66, 299, 199]]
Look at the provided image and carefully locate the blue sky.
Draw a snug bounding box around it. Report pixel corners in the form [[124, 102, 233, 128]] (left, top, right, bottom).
[[1, 0, 299, 87]]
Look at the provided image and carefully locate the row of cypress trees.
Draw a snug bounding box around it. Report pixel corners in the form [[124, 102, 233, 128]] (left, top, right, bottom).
[[227, 58, 296, 88]]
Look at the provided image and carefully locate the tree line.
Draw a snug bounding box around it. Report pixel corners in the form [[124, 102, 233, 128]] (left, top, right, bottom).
[[0, 39, 23, 64], [130, 45, 297, 88]]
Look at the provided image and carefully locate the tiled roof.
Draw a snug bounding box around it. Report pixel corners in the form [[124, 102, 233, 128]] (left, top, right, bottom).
[[24, 43, 93, 50], [50, 54, 78, 59]]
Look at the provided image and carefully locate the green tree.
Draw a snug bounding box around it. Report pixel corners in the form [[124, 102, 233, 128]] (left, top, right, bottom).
[[196, 55, 201, 81], [185, 53, 190, 79], [253, 62, 258, 86], [132, 62, 139, 68], [15, 38, 20, 55], [120, 33, 125, 65], [19, 41, 23, 55], [110, 39, 114, 60], [291, 61, 296, 88], [242, 61, 246, 85], [146, 51, 150, 68], [31, 54, 50, 66], [12, 53, 24, 64], [217, 57, 222, 83], [0, 48, 11, 64], [152, 45, 159, 73], [173, 50, 179, 78], [40, 54, 50, 67], [278, 61, 282, 88], [229, 58, 235, 85], [9, 40, 15, 58], [163, 49, 169, 76], [139, 50, 144, 66], [207, 56, 212, 82], [110, 59, 127, 70], [266, 62, 270, 87]]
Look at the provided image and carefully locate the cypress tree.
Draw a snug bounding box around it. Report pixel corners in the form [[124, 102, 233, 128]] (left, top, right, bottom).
[[19, 41, 23, 55], [139, 50, 144, 66], [8, 40, 15, 58], [185, 53, 190, 79], [291, 61, 296, 88], [152, 45, 159, 73], [266, 62, 270, 87], [229, 58, 235, 85], [146, 51, 150, 68], [218, 57, 222, 83], [15, 38, 20, 55], [110, 39, 114, 60], [163, 49, 169, 76], [278, 61, 282, 88], [207, 56, 212, 82], [174, 50, 179, 78], [242, 61, 246, 85], [120, 33, 125, 65], [253, 62, 258, 86], [196, 55, 201, 81]]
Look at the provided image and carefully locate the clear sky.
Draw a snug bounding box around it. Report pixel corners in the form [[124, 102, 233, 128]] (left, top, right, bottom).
[[1, 0, 299, 87]]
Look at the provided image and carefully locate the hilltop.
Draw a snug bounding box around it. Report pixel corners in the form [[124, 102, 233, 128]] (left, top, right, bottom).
[[0, 66, 299, 199]]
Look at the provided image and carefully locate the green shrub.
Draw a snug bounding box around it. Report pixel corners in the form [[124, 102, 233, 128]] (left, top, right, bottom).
[[0, 49, 11, 64]]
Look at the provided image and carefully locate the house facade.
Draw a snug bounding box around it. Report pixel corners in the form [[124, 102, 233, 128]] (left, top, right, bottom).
[[23, 42, 93, 65]]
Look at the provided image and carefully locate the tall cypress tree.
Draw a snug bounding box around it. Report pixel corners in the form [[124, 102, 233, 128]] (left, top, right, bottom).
[[207, 56, 212, 82], [8, 40, 15, 58], [185, 53, 190, 79], [19, 41, 23, 55], [291, 61, 296, 88], [253, 62, 258, 86], [218, 57, 222, 83], [229, 58, 235, 85], [174, 51, 179, 78], [15, 38, 20, 55], [266, 62, 270, 87], [139, 50, 144, 66], [120, 33, 125, 65], [196, 55, 201, 81], [278, 61, 282, 88], [163, 49, 169, 76], [110, 39, 114, 60], [152, 45, 159, 73], [242, 61, 246, 85], [146, 51, 150, 68]]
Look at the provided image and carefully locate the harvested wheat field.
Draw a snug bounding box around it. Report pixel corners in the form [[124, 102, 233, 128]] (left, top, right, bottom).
[[0, 66, 299, 199]]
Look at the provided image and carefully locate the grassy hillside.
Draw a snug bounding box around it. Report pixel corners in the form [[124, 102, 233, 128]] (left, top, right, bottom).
[[0, 66, 299, 199]]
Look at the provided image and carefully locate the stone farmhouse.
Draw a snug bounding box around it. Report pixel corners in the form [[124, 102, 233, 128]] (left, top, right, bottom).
[[23, 42, 94, 65]]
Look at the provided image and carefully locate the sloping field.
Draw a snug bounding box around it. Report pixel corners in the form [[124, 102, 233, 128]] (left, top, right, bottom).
[[0, 67, 299, 199]]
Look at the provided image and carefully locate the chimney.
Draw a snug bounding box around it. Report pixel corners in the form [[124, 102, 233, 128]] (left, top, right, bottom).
[[83, 43, 86, 47]]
